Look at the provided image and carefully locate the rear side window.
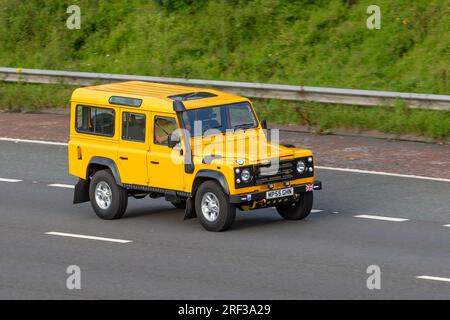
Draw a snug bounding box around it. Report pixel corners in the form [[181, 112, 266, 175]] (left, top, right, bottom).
[[76, 105, 115, 137], [122, 112, 146, 142]]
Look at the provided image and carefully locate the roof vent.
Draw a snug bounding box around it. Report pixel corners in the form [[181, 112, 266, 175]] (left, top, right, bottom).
[[168, 92, 217, 101]]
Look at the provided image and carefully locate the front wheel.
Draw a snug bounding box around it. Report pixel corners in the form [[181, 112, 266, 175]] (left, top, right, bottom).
[[195, 181, 236, 232], [276, 192, 313, 220], [89, 170, 128, 220]]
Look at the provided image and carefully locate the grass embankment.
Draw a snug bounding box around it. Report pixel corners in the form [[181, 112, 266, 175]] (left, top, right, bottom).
[[0, 0, 449, 138]]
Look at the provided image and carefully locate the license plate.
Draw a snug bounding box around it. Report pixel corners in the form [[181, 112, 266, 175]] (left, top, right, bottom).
[[266, 187, 294, 199]]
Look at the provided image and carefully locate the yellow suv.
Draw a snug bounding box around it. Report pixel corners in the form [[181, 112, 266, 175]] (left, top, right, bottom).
[[69, 81, 322, 231]]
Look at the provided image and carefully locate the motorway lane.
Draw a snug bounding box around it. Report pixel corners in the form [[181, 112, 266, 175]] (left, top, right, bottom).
[[1, 140, 449, 223], [1, 182, 450, 299], [1, 140, 450, 299], [0, 141, 73, 184]]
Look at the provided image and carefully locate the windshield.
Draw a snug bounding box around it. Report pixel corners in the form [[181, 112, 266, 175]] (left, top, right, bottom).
[[181, 102, 258, 137]]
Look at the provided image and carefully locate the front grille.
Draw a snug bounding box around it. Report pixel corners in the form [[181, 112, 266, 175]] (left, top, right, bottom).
[[255, 159, 296, 185], [254, 157, 314, 185], [234, 156, 315, 189]]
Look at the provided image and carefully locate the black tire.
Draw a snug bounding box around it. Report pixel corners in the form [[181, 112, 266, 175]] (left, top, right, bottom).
[[276, 192, 313, 220], [195, 181, 236, 232], [171, 200, 187, 210], [89, 170, 128, 220]]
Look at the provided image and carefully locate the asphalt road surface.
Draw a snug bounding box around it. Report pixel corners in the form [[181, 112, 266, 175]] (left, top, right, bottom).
[[1, 140, 450, 299]]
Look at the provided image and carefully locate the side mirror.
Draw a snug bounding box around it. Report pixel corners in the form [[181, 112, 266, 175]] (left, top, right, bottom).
[[168, 134, 180, 148], [260, 119, 268, 130]]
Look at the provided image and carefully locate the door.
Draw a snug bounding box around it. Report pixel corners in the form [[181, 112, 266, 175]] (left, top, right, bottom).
[[148, 113, 185, 191], [117, 110, 149, 186]]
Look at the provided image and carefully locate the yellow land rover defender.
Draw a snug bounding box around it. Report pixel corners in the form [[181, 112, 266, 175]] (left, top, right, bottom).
[[68, 81, 322, 231]]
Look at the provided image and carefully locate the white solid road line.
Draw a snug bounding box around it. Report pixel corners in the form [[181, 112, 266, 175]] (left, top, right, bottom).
[[48, 183, 75, 189], [0, 137, 68, 146], [2, 136, 450, 183], [45, 232, 132, 243], [316, 166, 450, 183], [443, 224, 450, 228], [416, 275, 450, 283], [354, 214, 410, 222], [0, 178, 23, 183], [311, 209, 324, 213]]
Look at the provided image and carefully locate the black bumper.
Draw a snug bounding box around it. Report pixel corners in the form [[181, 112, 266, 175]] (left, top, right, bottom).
[[229, 180, 322, 204]]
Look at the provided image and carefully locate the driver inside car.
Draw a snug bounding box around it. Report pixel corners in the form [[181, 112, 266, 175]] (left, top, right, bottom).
[[155, 118, 176, 145]]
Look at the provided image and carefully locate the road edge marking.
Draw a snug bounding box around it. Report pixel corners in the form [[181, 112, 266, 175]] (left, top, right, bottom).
[[354, 214, 409, 222], [316, 166, 450, 183], [416, 275, 450, 283], [45, 232, 132, 244], [315, 166, 450, 182], [0, 137, 68, 146]]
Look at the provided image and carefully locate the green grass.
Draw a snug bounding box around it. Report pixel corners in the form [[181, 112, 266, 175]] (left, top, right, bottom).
[[254, 99, 450, 140], [0, 83, 72, 112], [0, 0, 448, 93], [0, 0, 449, 139]]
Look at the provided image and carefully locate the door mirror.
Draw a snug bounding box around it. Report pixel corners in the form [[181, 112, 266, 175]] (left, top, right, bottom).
[[260, 119, 268, 130], [168, 133, 180, 148]]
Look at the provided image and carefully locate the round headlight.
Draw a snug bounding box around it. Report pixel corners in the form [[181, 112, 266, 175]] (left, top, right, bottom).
[[297, 161, 306, 173], [241, 169, 251, 182]]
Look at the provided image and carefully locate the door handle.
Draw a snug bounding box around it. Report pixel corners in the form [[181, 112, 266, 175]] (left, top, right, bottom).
[[120, 156, 128, 160], [150, 161, 159, 165]]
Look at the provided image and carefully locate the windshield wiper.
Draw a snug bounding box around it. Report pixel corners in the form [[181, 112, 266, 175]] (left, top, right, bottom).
[[233, 123, 255, 131]]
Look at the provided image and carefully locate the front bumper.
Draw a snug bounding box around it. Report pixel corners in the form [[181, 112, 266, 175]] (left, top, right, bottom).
[[229, 180, 322, 204]]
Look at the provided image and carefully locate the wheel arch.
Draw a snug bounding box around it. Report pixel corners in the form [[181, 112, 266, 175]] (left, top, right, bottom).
[[192, 170, 230, 197], [86, 157, 121, 185]]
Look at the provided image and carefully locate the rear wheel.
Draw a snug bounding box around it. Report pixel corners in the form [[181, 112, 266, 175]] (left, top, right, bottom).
[[276, 192, 313, 220], [195, 181, 236, 232], [89, 170, 128, 220]]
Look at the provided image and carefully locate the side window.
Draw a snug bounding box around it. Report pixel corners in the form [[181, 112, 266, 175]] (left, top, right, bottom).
[[76, 105, 115, 136], [154, 116, 177, 146], [122, 112, 146, 142]]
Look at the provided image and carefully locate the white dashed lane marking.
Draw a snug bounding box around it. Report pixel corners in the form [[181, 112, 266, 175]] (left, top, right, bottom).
[[0, 178, 23, 183], [45, 232, 132, 244], [4, 174, 450, 229], [416, 276, 450, 283], [354, 214, 409, 222], [48, 184, 75, 189]]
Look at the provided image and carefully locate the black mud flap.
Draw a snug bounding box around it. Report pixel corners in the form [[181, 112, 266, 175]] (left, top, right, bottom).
[[183, 197, 196, 220], [73, 179, 90, 204]]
